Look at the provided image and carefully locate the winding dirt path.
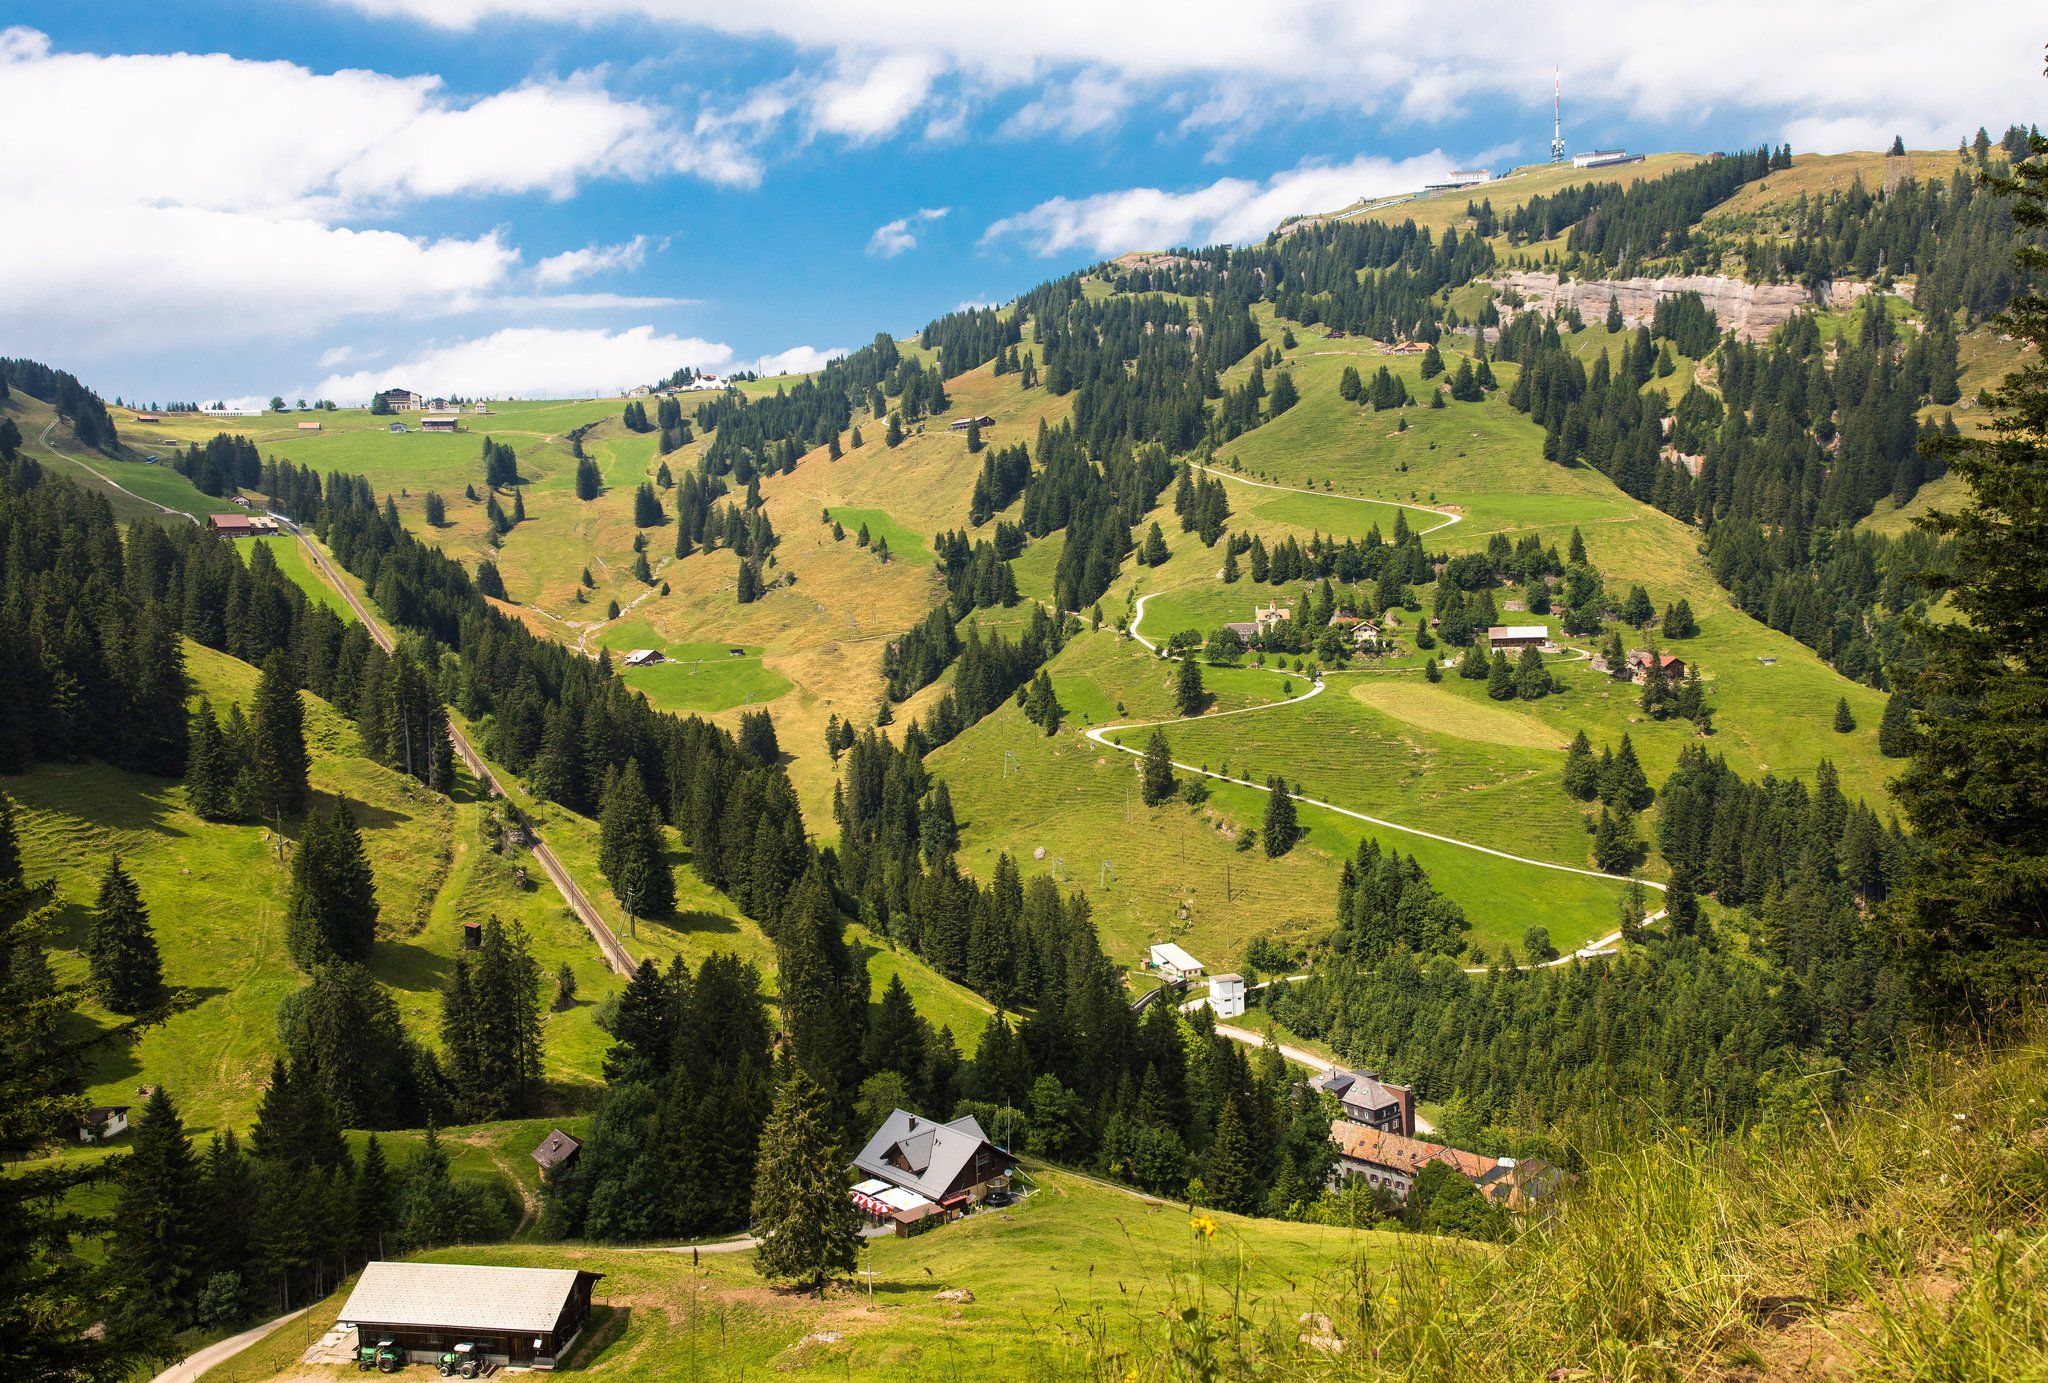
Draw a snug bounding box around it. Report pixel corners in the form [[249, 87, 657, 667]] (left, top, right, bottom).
[[1098, 592, 1664, 966], [38, 420, 200, 525], [1190, 462, 1463, 537]]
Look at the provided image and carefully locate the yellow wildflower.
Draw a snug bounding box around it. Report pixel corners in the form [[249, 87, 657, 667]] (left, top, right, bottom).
[[1189, 1214, 1218, 1239]]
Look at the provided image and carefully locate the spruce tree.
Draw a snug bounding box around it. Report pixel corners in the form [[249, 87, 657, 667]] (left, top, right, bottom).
[[1175, 656, 1205, 716], [87, 856, 162, 1014], [107, 1087, 204, 1345], [1486, 650, 1515, 700], [1514, 645, 1549, 700], [1262, 778, 1298, 857], [751, 1066, 861, 1295], [597, 766, 674, 918], [1141, 730, 1176, 805], [282, 797, 379, 969], [1562, 730, 1599, 799], [354, 1134, 392, 1262], [574, 457, 602, 500], [1601, 734, 1651, 810], [1833, 697, 1856, 733], [1204, 1098, 1258, 1214], [1663, 598, 1698, 638], [1877, 691, 1914, 758], [775, 863, 868, 1094], [249, 652, 309, 819]]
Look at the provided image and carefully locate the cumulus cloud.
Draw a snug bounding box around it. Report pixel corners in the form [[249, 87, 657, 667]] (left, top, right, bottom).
[[983, 153, 1453, 257], [867, 207, 949, 259], [534, 235, 654, 285], [749, 344, 841, 376], [0, 29, 756, 356], [324, 0, 2038, 155], [810, 53, 942, 142], [1013, 69, 1134, 138]]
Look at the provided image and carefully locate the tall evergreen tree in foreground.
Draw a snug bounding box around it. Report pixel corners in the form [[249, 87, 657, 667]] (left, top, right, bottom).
[[1888, 131, 2048, 1019], [283, 797, 379, 968], [1263, 777, 1299, 857], [87, 856, 162, 1014], [0, 795, 142, 1381], [1175, 655, 1205, 716], [106, 1087, 204, 1350], [751, 1065, 860, 1295]]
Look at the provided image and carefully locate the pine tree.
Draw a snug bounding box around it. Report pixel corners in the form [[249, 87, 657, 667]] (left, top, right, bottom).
[[1486, 650, 1515, 700], [1514, 645, 1549, 700], [1175, 657, 1205, 716], [736, 560, 762, 604], [575, 457, 602, 500], [1877, 691, 1914, 757], [1601, 734, 1651, 810], [1605, 295, 1624, 332], [1833, 697, 1856, 733], [1263, 778, 1298, 857], [106, 1087, 204, 1346], [186, 700, 237, 821], [1621, 584, 1655, 627], [249, 652, 308, 819], [87, 857, 162, 1014], [354, 1134, 392, 1262], [597, 766, 674, 917], [1142, 522, 1169, 565], [1662, 598, 1698, 638], [633, 482, 663, 527], [1424, 655, 1441, 682], [282, 797, 379, 969], [1141, 730, 1176, 805], [1562, 730, 1599, 799], [475, 559, 508, 601], [885, 413, 903, 447], [751, 1066, 861, 1295], [1204, 1098, 1257, 1214]]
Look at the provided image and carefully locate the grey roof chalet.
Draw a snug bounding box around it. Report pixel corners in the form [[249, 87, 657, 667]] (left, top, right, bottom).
[[338, 1262, 601, 1336], [851, 1110, 1011, 1204], [531, 1128, 581, 1173], [1312, 1069, 1404, 1115]]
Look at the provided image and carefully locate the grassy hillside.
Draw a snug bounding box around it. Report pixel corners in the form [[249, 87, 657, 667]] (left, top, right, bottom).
[[6, 641, 629, 1138], [203, 1165, 1405, 1382]]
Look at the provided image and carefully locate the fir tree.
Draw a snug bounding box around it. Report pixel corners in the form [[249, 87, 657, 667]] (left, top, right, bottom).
[[1486, 650, 1515, 700], [1425, 655, 1441, 682], [249, 652, 309, 819], [185, 700, 237, 821], [1662, 598, 1698, 638], [282, 797, 379, 968], [1562, 730, 1599, 799], [1877, 691, 1914, 758], [1141, 730, 1176, 806], [1833, 697, 1856, 733], [1142, 522, 1169, 565], [87, 857, 162, 1014], [1263, 778, 1298, 857], [1601, 734, 1652, 810], [106, 1087, 204, 1347], [597, 766, 674, 918], [1514, 645, 1549, 700], [574, 457, 602, 500], [1175, 656, 1205, 716], [751, 1066, 861, 1295], [1204, 1098, 1257, 1214]]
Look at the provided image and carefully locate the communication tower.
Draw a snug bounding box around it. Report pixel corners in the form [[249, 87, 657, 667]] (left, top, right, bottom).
[[1551, 67, 1567, 164]]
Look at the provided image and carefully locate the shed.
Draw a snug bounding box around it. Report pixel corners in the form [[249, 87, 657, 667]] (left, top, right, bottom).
[[531, 1129, 582, 1179], [420, 416, 460, 433], [947, 414, 996, 431], [77, 1106, 131, 1143], [620, 649, 665, 668], [337, 1261, 602, 1370], [1148, 942, 1204, 981]]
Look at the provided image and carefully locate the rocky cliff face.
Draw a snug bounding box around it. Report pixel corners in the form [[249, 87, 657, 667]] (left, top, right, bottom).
[[1491, 271, 1900, 342]]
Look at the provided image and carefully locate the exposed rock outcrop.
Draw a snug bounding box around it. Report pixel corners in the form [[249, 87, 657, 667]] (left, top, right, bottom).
[[1491, 271, 1906, 342]]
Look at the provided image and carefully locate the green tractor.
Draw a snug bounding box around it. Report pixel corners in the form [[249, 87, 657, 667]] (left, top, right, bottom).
[[356, 1338, 402, 1373], [437, 1342, 482, 1378]]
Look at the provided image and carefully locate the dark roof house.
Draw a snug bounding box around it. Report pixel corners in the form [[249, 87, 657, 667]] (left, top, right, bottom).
[[852, 1110, 1016, 1209], [531, 1129, 582, 1178], [1310, 1068, 1414, 1136]]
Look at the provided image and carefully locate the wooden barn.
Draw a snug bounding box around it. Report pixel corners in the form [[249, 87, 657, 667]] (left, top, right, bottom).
[[337, 1261, 602, 1370]]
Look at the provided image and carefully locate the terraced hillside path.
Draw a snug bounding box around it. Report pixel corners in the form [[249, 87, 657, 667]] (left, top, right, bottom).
[[1097, 592, 1662, 969], [1191, 462, 1464, 537], [282, 519, 635, 978]]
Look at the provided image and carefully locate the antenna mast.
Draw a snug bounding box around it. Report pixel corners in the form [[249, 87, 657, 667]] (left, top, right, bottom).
[[1551, 67, 1566, 164]]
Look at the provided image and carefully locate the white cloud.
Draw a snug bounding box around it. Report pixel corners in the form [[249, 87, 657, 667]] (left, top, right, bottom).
[[324, 0, 2038, 157], [810, 53, 942, 142], [1013, 69, 1134, 138], [983, 153, 1454, 257], [0, 29, 762, 356], [534, 235, 653, 285], [748, 344, 841, 376], [867, 207, 949, 259], [318, 343, 383, 368], [313, 324, 742, 400]]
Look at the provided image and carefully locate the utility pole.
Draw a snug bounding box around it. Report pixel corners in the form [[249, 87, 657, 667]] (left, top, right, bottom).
[[623, 884, 637, 941]]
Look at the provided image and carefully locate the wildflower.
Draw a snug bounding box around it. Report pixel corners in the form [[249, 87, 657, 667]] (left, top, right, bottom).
[[1190, 1215, 1218, 1239], [1952, 1112, 1968, 1122]]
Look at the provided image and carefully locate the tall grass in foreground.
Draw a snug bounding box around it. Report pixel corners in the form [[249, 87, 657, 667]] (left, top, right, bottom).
[[1077, 1028, 2048, 1381]]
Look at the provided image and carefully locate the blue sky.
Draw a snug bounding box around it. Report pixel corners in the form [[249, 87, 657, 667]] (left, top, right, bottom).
[[0, 0, 2034, 404]]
